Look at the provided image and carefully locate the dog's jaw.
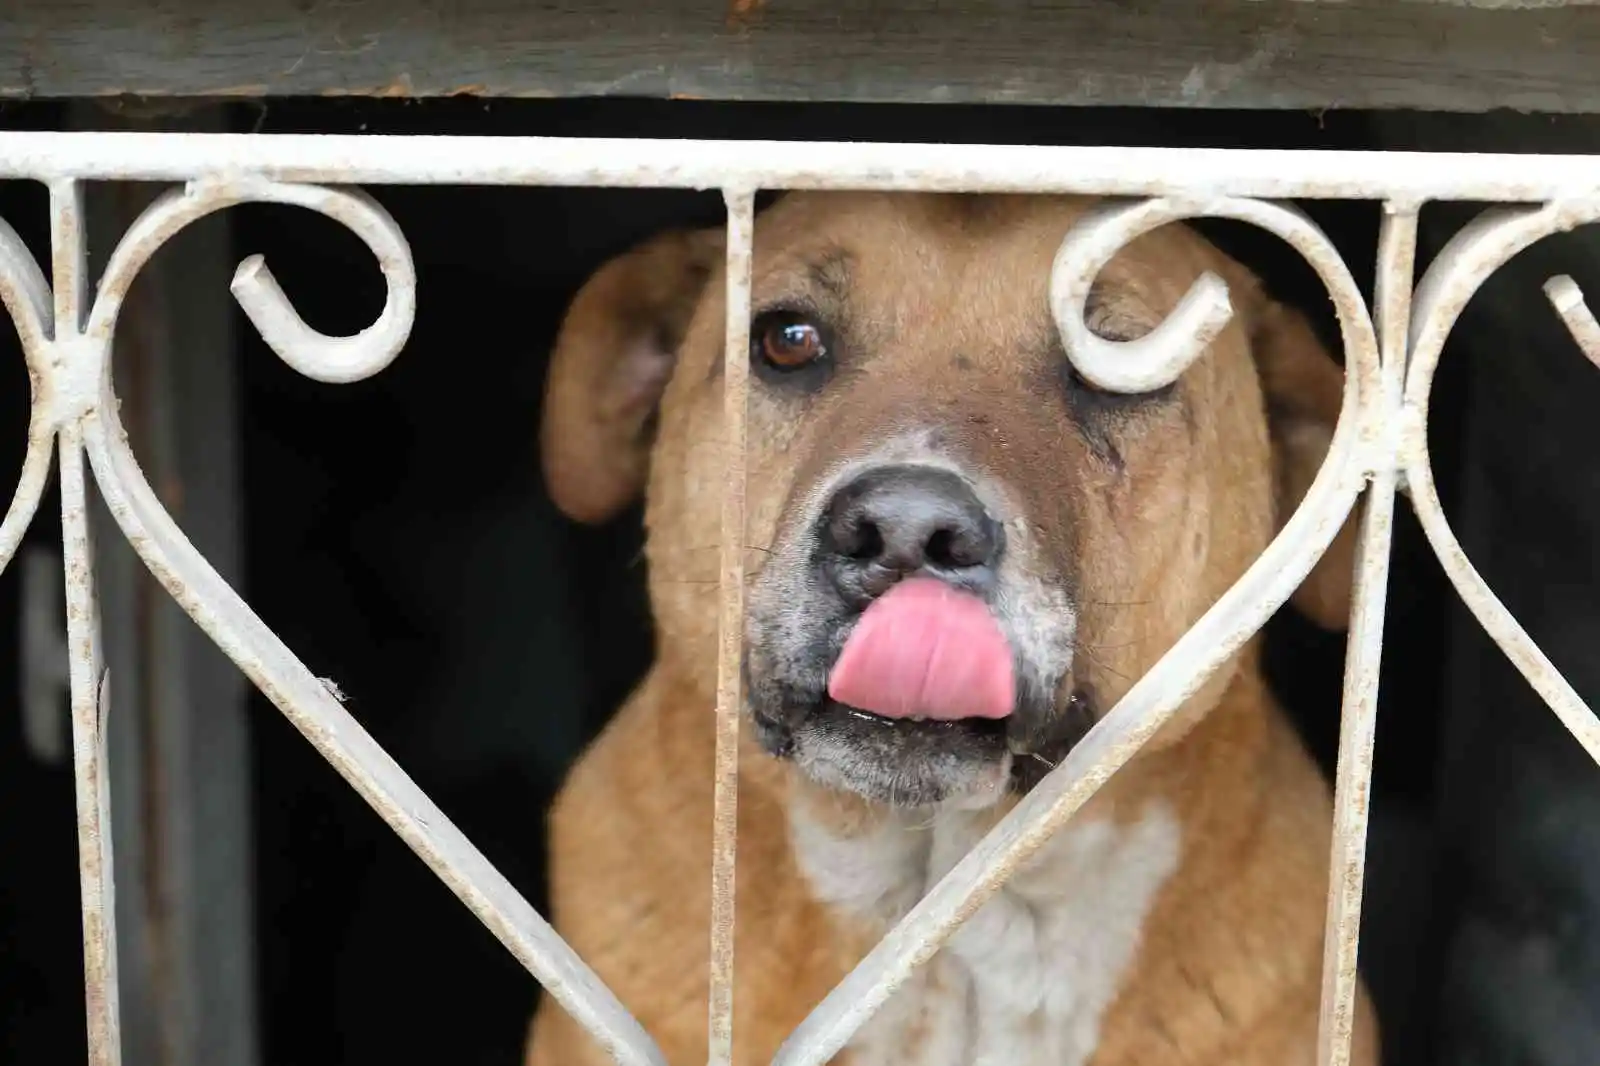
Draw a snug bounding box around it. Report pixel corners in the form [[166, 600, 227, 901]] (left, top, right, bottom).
[[765, 703, 1018, 811]]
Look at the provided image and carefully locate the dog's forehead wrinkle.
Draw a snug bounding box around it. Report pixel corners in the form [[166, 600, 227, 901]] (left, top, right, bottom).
[[804, 247, 854, 302]]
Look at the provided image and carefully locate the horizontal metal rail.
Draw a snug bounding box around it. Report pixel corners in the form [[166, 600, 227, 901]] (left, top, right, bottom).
[[0, 132, 1593, 1066], [0, 132, 1596, 201]]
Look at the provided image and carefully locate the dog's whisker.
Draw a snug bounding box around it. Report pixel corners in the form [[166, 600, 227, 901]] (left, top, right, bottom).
[[1078, 637, 1150, 653], [1083, 663, 1133, 685], [1076, 645, 1133, 683]]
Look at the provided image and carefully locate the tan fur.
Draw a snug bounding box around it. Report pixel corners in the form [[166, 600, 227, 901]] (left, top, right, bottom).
[[526, 193, 1376, 1066]]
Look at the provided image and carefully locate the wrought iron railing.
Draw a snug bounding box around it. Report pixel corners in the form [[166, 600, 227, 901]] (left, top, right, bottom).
[[1, 132, 1596, 1066]]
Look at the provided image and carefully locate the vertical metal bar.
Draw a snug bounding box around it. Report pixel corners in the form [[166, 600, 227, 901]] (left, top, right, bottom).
[[1314, 204, 1417, 1066], [708, 187, 755, 1066], [80, 163, 159, 1066], [63, 428, 123, 1066], [73, 112, 260, 1066], [56, 173, 123, 1066], [51, 178, 86, 334]]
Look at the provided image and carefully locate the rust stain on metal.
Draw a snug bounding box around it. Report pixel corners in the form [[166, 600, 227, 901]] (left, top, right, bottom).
[[61, 434, 122, 1066], [728, 0, 767, 29], [323, 74, 420, 98]]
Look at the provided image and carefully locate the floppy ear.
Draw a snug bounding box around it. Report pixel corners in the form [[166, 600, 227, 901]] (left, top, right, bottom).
[[540, 227, 724, 525], [1249, 298, 1360, 631]]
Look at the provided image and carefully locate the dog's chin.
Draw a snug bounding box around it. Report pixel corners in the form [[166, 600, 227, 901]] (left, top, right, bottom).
[[751, 700, 1014, 810], [749, 674, 1099, 809]]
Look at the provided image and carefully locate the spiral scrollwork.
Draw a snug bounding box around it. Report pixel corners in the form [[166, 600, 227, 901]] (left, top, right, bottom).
[[0, 176, 662, 1066], [4, 175, 419, 598], [86, 177, 415, 386]]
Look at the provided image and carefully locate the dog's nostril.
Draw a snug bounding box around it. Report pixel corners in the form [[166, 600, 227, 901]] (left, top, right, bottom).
[[850, 521, 884, 561], [832, 514, 884, 560], [926, 522, 995, 569], [825, 506, 885, 560], [820, 465, 1003, 597], [925, 527, 969, 569]]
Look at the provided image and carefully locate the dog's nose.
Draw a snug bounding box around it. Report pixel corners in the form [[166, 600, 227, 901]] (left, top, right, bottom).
[[820, 465, 1004, 603]]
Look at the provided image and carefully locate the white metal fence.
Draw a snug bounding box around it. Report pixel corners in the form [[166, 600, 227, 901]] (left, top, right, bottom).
[[0, 132, 1596, 1066]]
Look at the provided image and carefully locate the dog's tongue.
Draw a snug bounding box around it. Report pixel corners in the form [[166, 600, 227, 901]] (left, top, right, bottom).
[[828, 578, 1015, 721]]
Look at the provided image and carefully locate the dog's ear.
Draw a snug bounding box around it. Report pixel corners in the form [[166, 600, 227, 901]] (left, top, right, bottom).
[[1248, 297, 1360, 631], [541, 227, 724, 524]]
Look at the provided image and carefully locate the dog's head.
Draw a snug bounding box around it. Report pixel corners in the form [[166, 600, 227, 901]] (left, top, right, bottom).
[[544, 193, 1354, 810]]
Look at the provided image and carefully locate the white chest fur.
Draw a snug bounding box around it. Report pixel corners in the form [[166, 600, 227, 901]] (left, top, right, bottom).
[[788, 799, 1182, 1066]]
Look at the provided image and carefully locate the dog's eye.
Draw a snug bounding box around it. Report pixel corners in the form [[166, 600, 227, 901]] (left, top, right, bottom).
[[752, 311, 827, 372]]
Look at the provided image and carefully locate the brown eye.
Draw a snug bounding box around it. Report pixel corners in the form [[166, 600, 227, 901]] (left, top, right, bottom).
[[753, 312, 827, 371]]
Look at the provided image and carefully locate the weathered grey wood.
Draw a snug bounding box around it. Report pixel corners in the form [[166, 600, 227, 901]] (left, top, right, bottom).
[[3, 0, 1600, 112]]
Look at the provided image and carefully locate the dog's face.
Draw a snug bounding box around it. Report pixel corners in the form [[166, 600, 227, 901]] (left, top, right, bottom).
[[544, 193, 1354, 810]]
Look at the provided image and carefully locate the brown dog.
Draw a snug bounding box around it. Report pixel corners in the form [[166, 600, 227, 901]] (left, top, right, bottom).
[[527, 192, 1378, 1066]]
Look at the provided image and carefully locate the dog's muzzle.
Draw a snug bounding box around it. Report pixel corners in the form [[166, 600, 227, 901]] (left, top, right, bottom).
[[818, 464, 1006, 606], [743, 462, 1089, 807]]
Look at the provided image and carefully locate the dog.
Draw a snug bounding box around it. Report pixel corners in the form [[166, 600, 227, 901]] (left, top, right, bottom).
[[526, 191, 1378, 1066]]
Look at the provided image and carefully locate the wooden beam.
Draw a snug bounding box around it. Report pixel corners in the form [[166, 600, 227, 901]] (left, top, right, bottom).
[[3, 0, 1600, 112]]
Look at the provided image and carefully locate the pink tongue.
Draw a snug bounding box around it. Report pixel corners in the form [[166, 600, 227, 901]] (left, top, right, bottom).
[[827, 578, 1015, 721]]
